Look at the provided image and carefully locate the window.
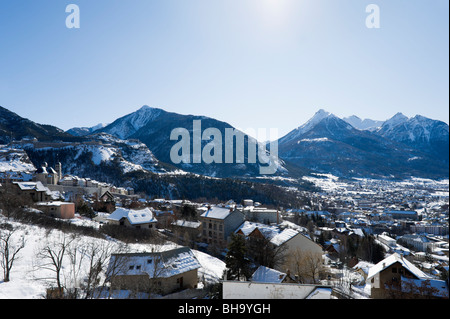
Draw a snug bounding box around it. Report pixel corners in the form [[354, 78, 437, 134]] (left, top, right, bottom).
[[147, 259, 153, 264], [129, 265, 134, 270], [136, 265, 141, 270]]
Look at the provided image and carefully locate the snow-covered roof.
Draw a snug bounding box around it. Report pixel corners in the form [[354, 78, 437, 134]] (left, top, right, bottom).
[[110, 247, 201, 278], [107, 207, 157, 225], [367, 253, 432, 280], [251, 266, 286, 283], [235, 221, 279, 238], [235, 221, 301, 246], [200, 206, 234, 220], [270, 228, 299, 246], [13, 181, 47, 192], [36, 201, 73, 207]]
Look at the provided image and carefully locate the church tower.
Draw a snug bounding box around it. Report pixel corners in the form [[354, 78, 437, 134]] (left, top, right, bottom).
[[55, 162, 62, 183]]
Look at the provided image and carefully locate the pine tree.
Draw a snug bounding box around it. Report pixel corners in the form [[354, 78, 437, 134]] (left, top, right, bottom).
[[225, 234, 251, 281]]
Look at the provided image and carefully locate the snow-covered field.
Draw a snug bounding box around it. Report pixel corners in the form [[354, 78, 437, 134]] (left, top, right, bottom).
[[0, 216, 225, 299]]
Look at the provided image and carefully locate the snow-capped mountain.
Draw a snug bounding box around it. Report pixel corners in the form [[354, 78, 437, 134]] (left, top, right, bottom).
[[277, 110, 449, 179], [66, 123, 109, 137], [1, 104, 448, 181], [97, 105, 163, 139], [278, 109, 338, 145], [97, 106, 288, 178], [376, 113, 449, 160], [343, 115, 384, 131]]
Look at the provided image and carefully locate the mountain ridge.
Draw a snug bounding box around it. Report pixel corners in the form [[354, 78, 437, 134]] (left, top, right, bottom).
[[1, 105, 448, 180]]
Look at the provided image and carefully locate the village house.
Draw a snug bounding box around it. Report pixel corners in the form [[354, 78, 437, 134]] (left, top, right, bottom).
[[171, 219, 202, 246], [107, 207, 157, 229], [366, 253, 448, 299], [398, 234, 439, 252], [36, 201, 75, 219], [108, 246, 201, 295], [241, 206, 280, 224], [11, 181, 60, 202], [200, 205, 245, 249], [235, 221, 324, 276], [94, 190, 116, 213]]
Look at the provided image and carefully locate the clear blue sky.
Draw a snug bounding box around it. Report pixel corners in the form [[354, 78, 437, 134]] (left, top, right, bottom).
[[0, 0, 448, 139]]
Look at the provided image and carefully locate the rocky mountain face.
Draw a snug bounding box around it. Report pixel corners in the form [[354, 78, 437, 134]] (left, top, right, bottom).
[[17, 132, 167, 186], [96, 105, 288, 178], [375, 113, 449, 161]]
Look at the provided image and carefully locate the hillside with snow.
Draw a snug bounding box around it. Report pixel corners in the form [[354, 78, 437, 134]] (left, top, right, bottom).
[[0, 147, 36, 173], [0, 215, 225, 299]]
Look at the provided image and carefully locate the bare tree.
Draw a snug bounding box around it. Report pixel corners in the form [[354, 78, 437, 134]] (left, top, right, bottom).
[[83, 240, 126, 299], [0, 224, 26, 282], [286, 249, 324, 284], [33, 232, 76, 297]]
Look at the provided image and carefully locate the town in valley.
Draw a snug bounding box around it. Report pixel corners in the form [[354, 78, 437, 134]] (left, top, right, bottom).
[[1, 127, 448, 299]]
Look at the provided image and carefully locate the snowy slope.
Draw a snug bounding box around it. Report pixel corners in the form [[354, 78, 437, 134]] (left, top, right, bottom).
[[0, 146, 36, 173], [100, 105, 163, 140], [22, 133, 165, 176], [0, 215, 225, 299]]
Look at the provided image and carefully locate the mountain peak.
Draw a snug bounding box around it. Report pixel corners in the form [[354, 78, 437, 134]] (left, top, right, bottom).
[[312, 109, 332, 119], [381, 112, 409, 129], [390, 112, 408, 121], [278, 109, 340, 145], [138, 105, 152, 111], [303, 109, 341, 127]]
